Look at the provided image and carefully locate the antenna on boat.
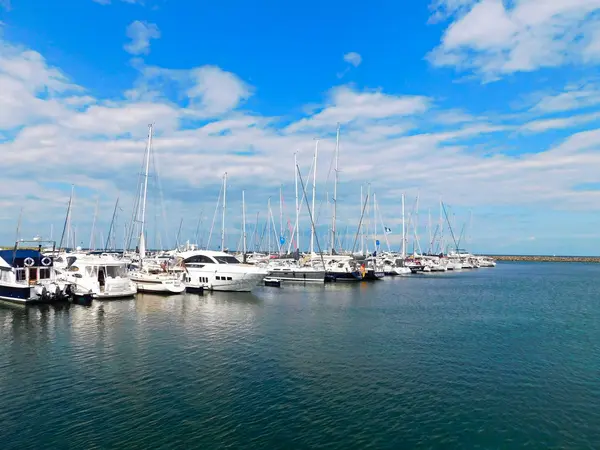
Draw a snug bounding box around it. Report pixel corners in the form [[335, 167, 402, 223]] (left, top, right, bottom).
[[294, 151, 300, 253], [175, 217, 183, 249]]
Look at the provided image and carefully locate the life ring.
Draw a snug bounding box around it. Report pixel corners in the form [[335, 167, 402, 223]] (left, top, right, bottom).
[[41, 257, 52, 266], [24, 257, 35, 267]]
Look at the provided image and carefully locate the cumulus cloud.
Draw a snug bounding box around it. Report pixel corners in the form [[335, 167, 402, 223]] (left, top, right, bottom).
[[343, 52, 362, 67], [2, 30, 600, 252], [124, 21, 160, 55], [427, 0, 600, 78]]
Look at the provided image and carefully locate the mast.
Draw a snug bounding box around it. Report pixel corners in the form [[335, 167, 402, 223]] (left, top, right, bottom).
[[105, 197, 119, 252], [66, 184, 74, 250], [439, 198, 443, 254], [310, 139, 318, 255], [279, 184, 283, 255], [175, 217, 183, 249], [294, 151, 300, 252], [89, 197, 99, 251], [373, 191, 377, 253], [221, 172, 227, 251], [267, 197, 271, 254], [401, 193, 406, 258], [242, 190, 247, 262], [428, 208, 432, 254], [59, 185, 74, 252], [360, 185, 364, 254], [331, 123, 340, 254], [139, 124, 153, 264]]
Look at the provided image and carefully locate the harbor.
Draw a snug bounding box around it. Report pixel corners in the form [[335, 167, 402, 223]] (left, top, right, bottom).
[[0, 123, 499, 305]]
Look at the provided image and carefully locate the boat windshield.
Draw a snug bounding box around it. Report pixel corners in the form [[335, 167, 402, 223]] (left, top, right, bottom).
[[214, 256, 240, 264], [105, 265, 127, 277]]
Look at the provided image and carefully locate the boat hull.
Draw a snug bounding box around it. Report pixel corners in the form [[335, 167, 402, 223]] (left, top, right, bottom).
[[266, 269, 325, 283], [325, 271, 363, 282]]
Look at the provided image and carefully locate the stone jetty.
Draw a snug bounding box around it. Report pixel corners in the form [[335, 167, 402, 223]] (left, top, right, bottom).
[[490, 255, 600, 263]]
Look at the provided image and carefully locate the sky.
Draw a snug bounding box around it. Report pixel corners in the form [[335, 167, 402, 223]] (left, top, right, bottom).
[[1, 0, 600, 255]]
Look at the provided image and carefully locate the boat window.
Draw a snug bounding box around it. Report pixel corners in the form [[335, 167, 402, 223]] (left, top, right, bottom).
[[69, 265, 80, 272], [40, 268, 50, 279], [214, 256, 240, 264], [15, 269, 26, 282], [105, 265, 126, 278], [185, 255, 215, 264], [66, 256, 77, 268]]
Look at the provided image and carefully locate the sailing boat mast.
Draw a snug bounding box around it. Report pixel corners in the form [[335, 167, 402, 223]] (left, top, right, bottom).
[[279, 184, 283, 255], [310, 139, 319, 255], [89, 197, 99, 251], [401, 193, 406, 258], [294, 152, 300, 252], [105, 197, 119, 252], [331, 123, 340, 254], [221, 172, 227, 251], [242, 190, 247, 262], [139, 124, 153, 266]]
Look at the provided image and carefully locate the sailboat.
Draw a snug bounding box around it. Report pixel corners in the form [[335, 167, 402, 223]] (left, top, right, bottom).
[[128, 124, 186, 295]]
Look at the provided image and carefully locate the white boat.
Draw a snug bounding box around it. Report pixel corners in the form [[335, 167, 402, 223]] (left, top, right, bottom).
[[126, 124, 185, 295], [0, 242, 77, 304], [267, 259, 325, 283], [55, 253, 137, 299], [179, 250, 268, 292], [129, 259, 185, 295]]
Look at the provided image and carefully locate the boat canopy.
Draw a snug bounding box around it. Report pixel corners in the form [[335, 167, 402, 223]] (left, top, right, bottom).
[[0, 249, 48, 268]]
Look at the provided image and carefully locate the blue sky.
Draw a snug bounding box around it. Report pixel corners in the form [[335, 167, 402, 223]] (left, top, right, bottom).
[[1, 0, 600, 255]]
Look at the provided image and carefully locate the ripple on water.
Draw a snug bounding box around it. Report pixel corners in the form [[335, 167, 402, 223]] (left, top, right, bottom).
[[1, 263, 600, 449]]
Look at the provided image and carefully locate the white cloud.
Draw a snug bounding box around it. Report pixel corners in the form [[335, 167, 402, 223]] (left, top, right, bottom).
[[124, 21, 160, 55], [530, 82, 600, 114], [287, 85, 430, 131], [428, 0, 600, 78], [187, 66, 252, 116], [343, 52, 362, 67], [3, 30, 600, 253], [521, 113, 600, 132]]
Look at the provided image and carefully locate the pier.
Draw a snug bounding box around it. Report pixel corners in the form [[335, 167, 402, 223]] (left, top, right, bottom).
[[491, 255, 600, 263]]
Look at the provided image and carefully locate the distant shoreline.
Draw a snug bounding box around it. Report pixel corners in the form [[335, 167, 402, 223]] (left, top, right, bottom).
[[490, 255, 600, 263]]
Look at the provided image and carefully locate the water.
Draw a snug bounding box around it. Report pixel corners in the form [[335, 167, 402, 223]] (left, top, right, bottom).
[[1, 263, 600, 449]]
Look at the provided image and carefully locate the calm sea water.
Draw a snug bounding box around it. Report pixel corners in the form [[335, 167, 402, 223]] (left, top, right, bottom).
[[1, 262, 600, 449]]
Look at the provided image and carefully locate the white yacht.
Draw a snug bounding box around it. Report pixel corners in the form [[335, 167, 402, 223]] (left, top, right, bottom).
[[178, 250, 268, 292], [55, 253, 137, 299]]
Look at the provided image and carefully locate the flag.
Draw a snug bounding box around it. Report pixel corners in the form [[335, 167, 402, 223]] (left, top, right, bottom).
[[384, 227, 392, 234]]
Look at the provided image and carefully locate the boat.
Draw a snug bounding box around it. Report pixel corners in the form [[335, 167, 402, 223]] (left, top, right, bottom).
[[55, 253, 138, 299], [267, 259, 325, 283], [179, 250, 268, 292], [362, 257, 385, 280], [129, 264, 186, 295], [324, 256, 363, 282], [0, 242, 77, 304], [126, 124, 186, 295]]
